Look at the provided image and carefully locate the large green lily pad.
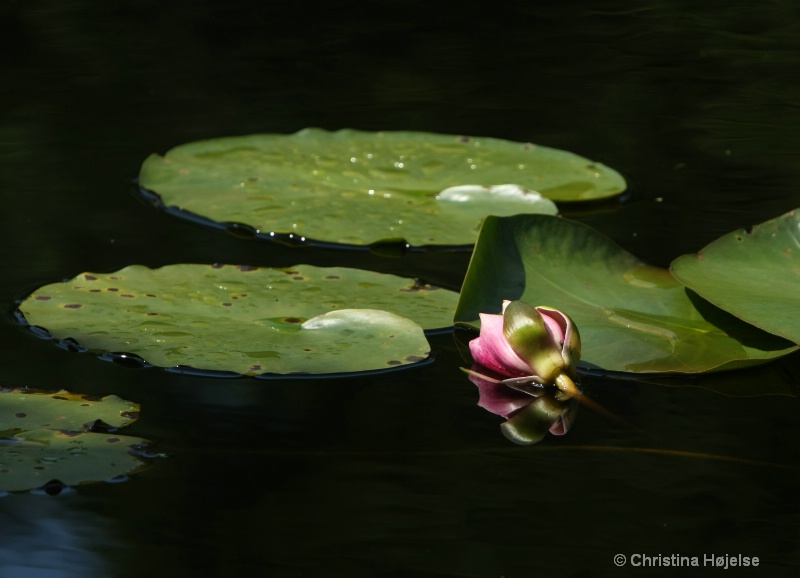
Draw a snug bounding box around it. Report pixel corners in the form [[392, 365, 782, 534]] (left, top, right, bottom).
[[0, 389, 150, 493], [18, 264, 456, 376], [454, 215, 797, 374], [671, 209, 800, 345], [138, 128, 626, 247]]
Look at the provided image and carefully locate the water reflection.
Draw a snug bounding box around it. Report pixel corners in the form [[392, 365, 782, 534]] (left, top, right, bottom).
[[0, 492, 112, 577], [466, 364, 578, 445]]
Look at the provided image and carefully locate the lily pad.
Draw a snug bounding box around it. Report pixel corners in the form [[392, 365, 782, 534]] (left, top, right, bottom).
[[17, 264, 456, 376], [671, 209, 800, 345], [454, 215, 797, 374], [138, 128, 626, 247], [0, 389, 150, 493], [0, 389, 138, 434]]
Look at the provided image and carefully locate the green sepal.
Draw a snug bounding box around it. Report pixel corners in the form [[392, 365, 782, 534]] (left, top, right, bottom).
[[503, 301, 565, 382], [500, 396, 567, 445]]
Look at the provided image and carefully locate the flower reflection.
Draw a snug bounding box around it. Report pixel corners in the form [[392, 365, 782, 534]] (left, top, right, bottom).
[[466, 363, 578, 445]]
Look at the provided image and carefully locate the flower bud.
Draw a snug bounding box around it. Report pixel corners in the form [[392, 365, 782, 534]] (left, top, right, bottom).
[[469, 300, 581, 384]]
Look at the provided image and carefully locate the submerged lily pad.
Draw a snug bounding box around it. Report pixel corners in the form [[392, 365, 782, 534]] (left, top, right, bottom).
[[17, 264, 456, 376], [0, 389, 150, 493], [671, 209, 800, 345], [454, 215, 797, 374], [138, 128, 626, 247]]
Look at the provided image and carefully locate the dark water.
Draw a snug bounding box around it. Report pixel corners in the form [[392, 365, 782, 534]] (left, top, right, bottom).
[[1, 2, 799, 577]]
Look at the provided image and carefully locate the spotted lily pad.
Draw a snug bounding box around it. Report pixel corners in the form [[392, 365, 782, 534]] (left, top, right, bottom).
[[0, 389, 150, 493], [671, 209, 800, 345], [138, 128, 626, 247], [455, 215, 797, 374], [17, 264, 455, 376]]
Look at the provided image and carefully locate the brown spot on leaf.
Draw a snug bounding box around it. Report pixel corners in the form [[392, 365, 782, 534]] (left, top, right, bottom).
[[106, 437, 121, 444], [15, 412, 26, 418], [107, 287, 119, 292], [405, 355, 425, 362], [325, 275, 340, 279], [387, 360, 403, 366], [84, 275, 98, 281], [35, 295, 51, 301], [63, 303, 83, 309], [237, 265, 258, 272]]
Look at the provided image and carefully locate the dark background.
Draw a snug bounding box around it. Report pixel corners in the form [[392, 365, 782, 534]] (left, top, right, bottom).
[[1, 1, 799, 577]]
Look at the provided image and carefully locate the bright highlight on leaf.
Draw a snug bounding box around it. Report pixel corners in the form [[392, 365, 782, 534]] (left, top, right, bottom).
[[138, 128, 626, 247], [671, 208, 800, 345], [18, 264, 457, 376], [455, 215, 797, 375], [0, 389, 151, 493]]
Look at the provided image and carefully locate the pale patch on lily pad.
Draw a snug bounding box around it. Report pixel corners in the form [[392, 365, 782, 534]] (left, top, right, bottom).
[[0, 389, 151, 493], [436, 184, 557, 226], [138, 129, 625, 247], [17, 264, 452, 376]]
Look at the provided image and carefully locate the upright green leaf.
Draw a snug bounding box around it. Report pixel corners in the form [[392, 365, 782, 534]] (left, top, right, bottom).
[[455, 215, 796, 374], [671, 209, 800, 344]]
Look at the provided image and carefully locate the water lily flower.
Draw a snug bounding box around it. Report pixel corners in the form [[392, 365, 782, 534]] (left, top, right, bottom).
[[464, 300, 630, 442], [468, 300, 581, 397]]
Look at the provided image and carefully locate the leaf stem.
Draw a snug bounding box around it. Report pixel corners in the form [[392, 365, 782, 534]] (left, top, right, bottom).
[[555, 372, 643, 433]]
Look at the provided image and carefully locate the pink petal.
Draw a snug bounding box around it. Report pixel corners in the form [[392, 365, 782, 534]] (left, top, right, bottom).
[[538, 309, 566, 345], [467, 366, 535, 418], [469, 313, 535, 378]]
